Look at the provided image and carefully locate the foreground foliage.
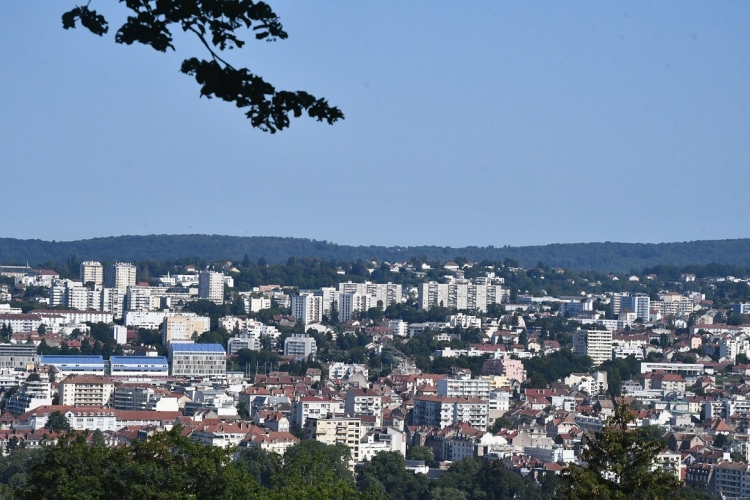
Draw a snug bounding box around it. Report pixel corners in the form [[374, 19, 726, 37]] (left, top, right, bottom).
[[555, 403, 683, 500], [12, 428, 361, 500]]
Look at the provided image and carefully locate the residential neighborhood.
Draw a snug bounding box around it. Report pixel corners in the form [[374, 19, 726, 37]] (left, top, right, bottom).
[[2, 256, 750, 498]]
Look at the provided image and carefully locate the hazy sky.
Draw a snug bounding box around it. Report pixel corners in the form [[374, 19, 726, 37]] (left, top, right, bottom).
[[1, 2, 748, 247]]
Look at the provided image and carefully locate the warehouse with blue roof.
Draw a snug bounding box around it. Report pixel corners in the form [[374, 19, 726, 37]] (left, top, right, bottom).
[[39, 355, 106, 376], [108, 356, 169, 379]]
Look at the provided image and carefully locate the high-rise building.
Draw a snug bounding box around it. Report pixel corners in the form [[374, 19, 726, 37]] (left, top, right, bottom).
[[105, 263, 137, 291], [573, 329, 613, 366], [80, 261, 104, 285], [417, 282, 508, 312], [619, 293, 650, 320], [49, 281, 101, 311], [198, 271, 225, 304], [338, 292, 372, 322], [291, 293, 323, 325]]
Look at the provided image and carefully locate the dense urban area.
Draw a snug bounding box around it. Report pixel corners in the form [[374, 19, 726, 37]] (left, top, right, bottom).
[[2, 254, 750, 498]]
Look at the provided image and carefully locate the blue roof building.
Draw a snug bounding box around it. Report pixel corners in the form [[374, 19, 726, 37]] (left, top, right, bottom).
[[108, 356, 169, 379], [39, 355, 106, 376]]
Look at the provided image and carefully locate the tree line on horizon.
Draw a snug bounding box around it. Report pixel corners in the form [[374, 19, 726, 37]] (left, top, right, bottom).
[[3, 235, 750, 272]]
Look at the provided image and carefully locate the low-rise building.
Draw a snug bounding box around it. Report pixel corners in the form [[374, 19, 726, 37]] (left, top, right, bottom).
[[169, 343, 226, 379]]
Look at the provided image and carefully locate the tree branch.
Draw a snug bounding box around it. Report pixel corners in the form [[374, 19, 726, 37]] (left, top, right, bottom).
[[187, 25, 235, 70]]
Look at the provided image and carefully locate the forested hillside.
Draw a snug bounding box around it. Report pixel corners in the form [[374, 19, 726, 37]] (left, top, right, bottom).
[[2, 235, 750, 272]]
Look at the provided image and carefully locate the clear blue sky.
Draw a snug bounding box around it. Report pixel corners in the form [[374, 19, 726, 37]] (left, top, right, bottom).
[[1, 2, 748, 248]]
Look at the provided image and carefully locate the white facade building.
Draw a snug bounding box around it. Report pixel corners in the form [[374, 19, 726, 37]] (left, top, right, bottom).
[[573, 329, 613, 366], [105, 263, 137, 291], [198, 271, 225, 304]]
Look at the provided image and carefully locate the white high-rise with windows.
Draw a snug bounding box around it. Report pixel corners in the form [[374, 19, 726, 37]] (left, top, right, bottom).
[[199, 271, 225, 304], [291, 293, 323, 325], [417, 282, 508, 312], [80, 261, 104, 285], [573, 329, 613, 366], [105, 263, 137, 291]]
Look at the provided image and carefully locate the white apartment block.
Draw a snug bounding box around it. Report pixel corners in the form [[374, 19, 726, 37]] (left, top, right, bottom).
[[291, 293, 323, 325], [437, 378, 491, 400], [111, 324, 128, 345], [198, 271, 225, 303], [337, 282, 402, 308], [413, 396, 489, 431], [284, 334, 317, 358], [101, 287, 127, 319], [345, 388, 383, 425], [295, 396, 341, 428], [50, 280, 102, 311], [573, 329, 613, 366], [338, 292, 372, 322], [80, 261, 103, 285], [105, 262, 137, 291], [329, 362, 368, 381], [227, 332, 261, 354], [58, 375, 115, 406], [126, 285, 159, 312], [417, 282, 508, 312], [387, 320, 408, 337], [244, 295, 271, 313]]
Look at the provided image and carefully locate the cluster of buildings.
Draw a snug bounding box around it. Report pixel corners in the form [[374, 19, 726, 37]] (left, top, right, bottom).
[[6, 259, 750, 495]]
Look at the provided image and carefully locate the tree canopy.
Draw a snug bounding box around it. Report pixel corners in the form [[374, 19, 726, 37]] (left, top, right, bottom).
[[555, 403, 683, 500], [62, 0, 344, 133]]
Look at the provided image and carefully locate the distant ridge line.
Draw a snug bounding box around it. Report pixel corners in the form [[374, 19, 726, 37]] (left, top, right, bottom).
[[2, 234, 750, 272]]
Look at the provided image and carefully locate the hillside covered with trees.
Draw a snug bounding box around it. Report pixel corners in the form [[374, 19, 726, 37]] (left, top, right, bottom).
[[4, 235, 750, 271]]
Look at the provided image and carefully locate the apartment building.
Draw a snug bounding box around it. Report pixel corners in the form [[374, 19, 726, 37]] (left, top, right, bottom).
[[105, 262, 137, 291], [714, 462, 750, 498], [80, 261, 103, 285], [291, 293, 323, 325], [573, 329, 613, 366], [295, 396, 341, 429], [161, 314, 211, 345], [58, 375, 115, 406], [198, 270, 225, 304], [437, 377, 491, 400], [168, 343, 226, 378], [113, 384, 178, 411], [305, 417, 362, 464], [338, 292, 372, 322], [6, 378, 53, 415], [417, 282, 508, 312], [284, 334, 317, 358], [413, 396, 489, 430], [49, 280, 102, 311], [337, 282, 402, 309], [345, 388, 383, 426]]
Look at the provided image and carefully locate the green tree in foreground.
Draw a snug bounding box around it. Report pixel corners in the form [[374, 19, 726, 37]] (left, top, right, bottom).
[[555, 403, 683, 500], [15, 428, 367, 500]]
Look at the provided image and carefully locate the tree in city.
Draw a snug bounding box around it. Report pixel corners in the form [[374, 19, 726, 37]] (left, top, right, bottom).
[[43, 411, 71, 433], [555, 403, 683, 500], [62, 1, 344, 133]]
